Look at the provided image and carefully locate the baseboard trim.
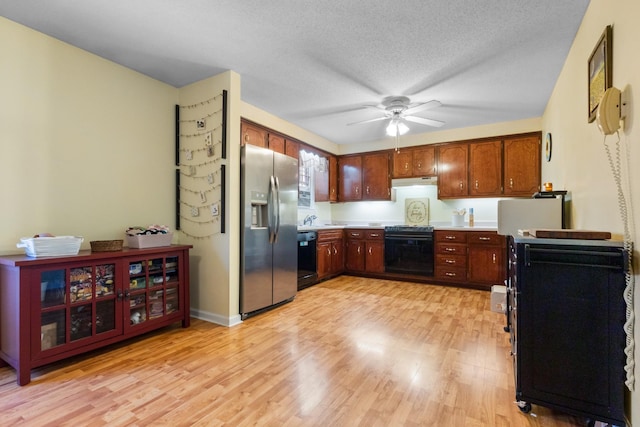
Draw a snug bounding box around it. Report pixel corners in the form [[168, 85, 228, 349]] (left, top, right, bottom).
[[190, 308, 242, 327]]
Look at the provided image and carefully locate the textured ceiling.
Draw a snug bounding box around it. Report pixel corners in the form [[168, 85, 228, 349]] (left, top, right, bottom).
[[1, 0, 590, 145]]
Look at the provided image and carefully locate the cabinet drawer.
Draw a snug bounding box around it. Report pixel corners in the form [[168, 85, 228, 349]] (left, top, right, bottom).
[[435, 243, 467, 256], [345, 229, 365, 239], [435, 230, 468, 243], [365, 230, 384, 240], [317, 229, 343, 242], [468, 232, 505, 246], [435, 266, 467, 281], [435, 254, 467, 268]]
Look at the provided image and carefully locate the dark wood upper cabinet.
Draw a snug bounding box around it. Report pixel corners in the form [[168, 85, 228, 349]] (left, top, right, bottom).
[[241, 121, 267, 148], [469, 140, 502, 196], [284, 139, 299, 159], [392, 146, 436, 178], [328, 155, 338, 202], [268, 133, 285, 154], [504, 135, 541, 196], [241, 117, 539, 201], [437, 144, 469, 198], [338, 155, 363, 201], [392, 150, 413, 178], [413, 146, 436, 176], [362, 152, 391, 200]]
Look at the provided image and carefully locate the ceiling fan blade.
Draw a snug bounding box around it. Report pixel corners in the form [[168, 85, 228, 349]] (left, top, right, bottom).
[[404, 115, 445, 128], [347, 116, 389, 126], [403, 100, 442, 116]]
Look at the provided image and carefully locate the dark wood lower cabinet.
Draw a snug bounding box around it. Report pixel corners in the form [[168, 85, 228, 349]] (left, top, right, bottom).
[[467, 231, 506, 287], [0, 245, 192, 385], [344, 229, 384, 274], [336, 228, 506, 290], [316, 230, 344, 280], [433, 230, 506, 290]]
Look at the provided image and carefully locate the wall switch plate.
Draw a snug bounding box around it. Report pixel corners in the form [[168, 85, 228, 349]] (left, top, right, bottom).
[[211, 203, 219, 216], [205, 131, 212, 145]]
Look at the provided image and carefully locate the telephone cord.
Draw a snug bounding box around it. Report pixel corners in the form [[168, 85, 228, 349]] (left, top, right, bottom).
[[604, 132, 635, 390]]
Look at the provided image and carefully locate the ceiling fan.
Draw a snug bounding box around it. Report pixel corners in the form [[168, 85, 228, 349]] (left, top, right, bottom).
[[348, 96, 445, 142]]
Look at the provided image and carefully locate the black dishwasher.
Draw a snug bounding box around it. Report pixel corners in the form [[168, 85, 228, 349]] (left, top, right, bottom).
[[297, 231, 317, 290], [509, 236, 628, 426]]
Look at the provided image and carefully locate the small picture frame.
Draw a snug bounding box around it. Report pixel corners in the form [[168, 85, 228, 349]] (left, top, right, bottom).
[[587, 25, 613, 123]]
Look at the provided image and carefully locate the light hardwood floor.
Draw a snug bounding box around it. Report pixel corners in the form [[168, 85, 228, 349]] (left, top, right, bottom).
[[0, 276, 585, 426]]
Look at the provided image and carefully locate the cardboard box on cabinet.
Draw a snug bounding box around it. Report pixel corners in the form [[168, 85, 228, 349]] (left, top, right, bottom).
[[491, 285, 506, 313]]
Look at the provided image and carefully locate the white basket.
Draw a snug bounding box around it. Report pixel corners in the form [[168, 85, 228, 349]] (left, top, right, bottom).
[[125, 232, 173, 248], [17, 236, 83, 258]]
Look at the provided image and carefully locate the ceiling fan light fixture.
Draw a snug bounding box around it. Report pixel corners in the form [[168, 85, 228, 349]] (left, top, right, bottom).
[[386, 121, 409, 136]]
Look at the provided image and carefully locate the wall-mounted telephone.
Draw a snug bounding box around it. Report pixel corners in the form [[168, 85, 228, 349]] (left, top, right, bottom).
[[596, 87, 621, 135]]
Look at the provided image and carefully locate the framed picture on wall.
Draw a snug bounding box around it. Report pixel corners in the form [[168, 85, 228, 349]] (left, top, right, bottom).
[[587, 25, 613, 123]]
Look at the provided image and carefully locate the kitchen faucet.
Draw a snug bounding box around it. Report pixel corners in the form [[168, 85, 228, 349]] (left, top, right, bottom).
[[303, 215, 317, 226]]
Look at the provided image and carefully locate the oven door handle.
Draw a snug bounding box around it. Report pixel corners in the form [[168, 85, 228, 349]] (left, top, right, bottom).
[[385, 236, 434, 241]]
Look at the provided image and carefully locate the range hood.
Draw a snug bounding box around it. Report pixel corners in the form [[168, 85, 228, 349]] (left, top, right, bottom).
[[391, 176, 438, 187]]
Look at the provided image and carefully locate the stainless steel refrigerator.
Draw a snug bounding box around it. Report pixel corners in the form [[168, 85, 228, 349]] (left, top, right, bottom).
[[240, 144, 298, 319]]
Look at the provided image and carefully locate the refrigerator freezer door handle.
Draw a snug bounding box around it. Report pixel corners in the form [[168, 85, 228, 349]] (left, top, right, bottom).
[[269, 175, 276, 243], [274, 176, 281, 242]]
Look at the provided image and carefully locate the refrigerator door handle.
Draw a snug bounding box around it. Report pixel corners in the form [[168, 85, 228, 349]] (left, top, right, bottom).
[[274, 176, 281, 242], [269, 175, 277, 243]]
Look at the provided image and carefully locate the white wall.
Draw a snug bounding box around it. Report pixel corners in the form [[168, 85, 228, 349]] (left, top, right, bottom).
[[542, 0, 640, 423], [0, 17, 178, 254]]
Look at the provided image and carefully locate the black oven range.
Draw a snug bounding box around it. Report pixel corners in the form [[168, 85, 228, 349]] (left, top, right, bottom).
[[384, 225, 434, 276]]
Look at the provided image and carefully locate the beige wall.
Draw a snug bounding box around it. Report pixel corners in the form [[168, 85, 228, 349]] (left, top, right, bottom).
[[178, 72, 243, 326], [5, 5, 640, 420], [0, 17, 178, 254], [542, 0, 640, 423]]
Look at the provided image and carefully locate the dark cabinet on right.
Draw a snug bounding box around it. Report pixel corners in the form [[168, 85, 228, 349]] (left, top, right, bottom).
[[508, 237, 628, 426]]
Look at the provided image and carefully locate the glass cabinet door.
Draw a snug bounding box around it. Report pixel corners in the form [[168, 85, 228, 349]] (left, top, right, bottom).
[[128, 260, 148, 326], [37, 263, 120, 354], [126, 254, 181, 328]]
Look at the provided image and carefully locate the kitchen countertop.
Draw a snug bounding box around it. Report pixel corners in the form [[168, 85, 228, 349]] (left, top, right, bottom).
[[513, 236, 624, 247], [297, 222, 498, 232]]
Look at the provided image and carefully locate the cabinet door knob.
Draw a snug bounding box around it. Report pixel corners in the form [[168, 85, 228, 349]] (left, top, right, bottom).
[[492, 253, 497, 263], [509, 178, 514, 188], [475, 180, 479, 190], [459, 181, 464, 190], [445, 235, 456, 240], [479, 237, 491, 241]]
